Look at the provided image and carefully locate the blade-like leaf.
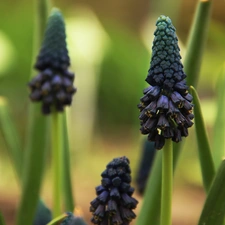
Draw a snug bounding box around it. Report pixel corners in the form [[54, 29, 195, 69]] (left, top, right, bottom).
[[212, 65, 225, 170], [0, 97, 23, 178], [16, 104, 49, 225], [190, 86, 215, 192], [0, 99, 52, 225], [198, 159, 225, 225], [16, 0, 50, 224], [185, 0, 212, 87]]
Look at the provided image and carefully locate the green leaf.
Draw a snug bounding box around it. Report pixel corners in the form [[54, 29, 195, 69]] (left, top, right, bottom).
[[198, 159, 225, 225], [16, 104, 49, 225], [47, 213, 67, 225], [185, 0, 212, 87], [0, 212, 6, 225], [190, 86, 215, 192], [16, 1, 50, 224], [62, 113, 75, 211], [212, 65, 225, 170], [0, 97, 23, 178]]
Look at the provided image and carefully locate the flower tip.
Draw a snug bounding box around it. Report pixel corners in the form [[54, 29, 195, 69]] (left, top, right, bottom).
[[50, 7, 62, 17], [156, 15, 172, 25]]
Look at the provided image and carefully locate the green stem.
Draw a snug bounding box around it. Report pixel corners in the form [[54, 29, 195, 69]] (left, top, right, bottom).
[[160, 139, 173, 225], [136, 142, 180, 225], [62, 113, 75, 211], [51, 111, 63, 217]]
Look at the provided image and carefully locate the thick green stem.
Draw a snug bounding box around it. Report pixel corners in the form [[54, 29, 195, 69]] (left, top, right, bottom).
[[161, 139, 173, 225], [62, 113, 75, 211], [51, 111, 63, 217], [136, 142, 180, 225]]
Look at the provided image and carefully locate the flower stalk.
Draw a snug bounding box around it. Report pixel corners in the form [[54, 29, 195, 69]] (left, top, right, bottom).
[[51, 111, 63, 217], [161, 139, 173, 225], [62, 113, 75, 211]]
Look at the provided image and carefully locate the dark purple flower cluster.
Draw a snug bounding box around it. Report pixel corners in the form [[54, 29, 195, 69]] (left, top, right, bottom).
[[138, 15, 194, 149], [28, 9, 76, 114], [90, 156, 138, 225]]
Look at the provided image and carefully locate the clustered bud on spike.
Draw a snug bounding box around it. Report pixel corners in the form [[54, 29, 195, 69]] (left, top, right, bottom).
[[90, 156, 138, 225], [28, 9, 76, 114], [138, 15, 194, 150]]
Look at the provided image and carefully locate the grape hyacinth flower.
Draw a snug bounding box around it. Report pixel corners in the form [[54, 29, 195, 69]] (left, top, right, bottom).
[[138, 15, 194, 149], [90, 156, 138, 225], [28, 9, 76, 114]]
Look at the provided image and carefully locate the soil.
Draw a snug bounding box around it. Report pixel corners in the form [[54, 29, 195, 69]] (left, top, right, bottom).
[[0, 184, 205, 225]]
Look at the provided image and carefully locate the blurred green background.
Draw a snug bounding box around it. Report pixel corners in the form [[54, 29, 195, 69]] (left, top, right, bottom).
[[0, 0, 225, 224]]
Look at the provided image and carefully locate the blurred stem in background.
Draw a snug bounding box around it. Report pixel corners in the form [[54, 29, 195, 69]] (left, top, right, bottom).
[[16, 0, 50, 224], [212, 65, 225, 170]]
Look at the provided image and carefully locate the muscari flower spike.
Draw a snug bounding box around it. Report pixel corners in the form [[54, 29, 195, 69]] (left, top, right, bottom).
[[28, 8, 76, 114], [90, 156, 138, 225], [138, 15, 194, 150]]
